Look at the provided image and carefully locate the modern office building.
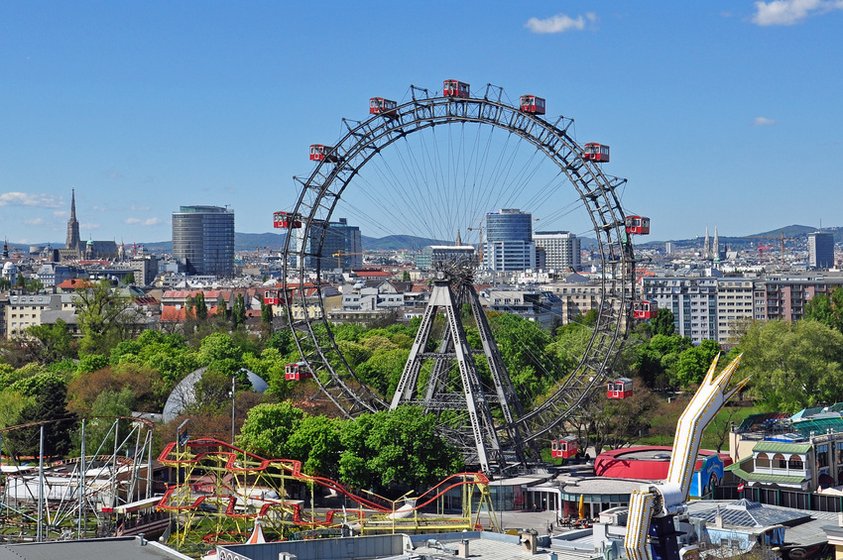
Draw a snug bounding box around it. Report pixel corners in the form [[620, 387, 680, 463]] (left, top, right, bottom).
[[484, 208, 535, 271], [808, 231, 834, 269], [293, 218, 362, 271], [172, 205, 235, 277], [534, 231, 580, 271]]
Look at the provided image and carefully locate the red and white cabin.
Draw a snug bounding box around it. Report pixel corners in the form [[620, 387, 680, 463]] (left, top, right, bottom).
[[285, 362, 312, 381], [273, 211, 301, 229], [263, 290, 280, 306], [551, 435, 579, 459], [309, 144, 340, 162], [443, 79, 470, 98], [625, 215, 651, 235], [370, 97, 398, 116], [520, 95, 546, 115], [633, 300, 656, 320], [583, 143, 610, 163], [607, 377, 634, 400]]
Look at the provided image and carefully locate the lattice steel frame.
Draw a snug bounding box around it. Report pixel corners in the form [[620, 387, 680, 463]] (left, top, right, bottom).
[[281, 84, 636, 452]]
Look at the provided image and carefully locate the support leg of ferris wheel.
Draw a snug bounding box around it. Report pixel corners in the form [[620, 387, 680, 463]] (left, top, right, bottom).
[[390, 280, 505, 474], [466, 285, 529, 466]]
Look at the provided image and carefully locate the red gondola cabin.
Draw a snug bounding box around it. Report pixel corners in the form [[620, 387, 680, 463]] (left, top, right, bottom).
[[625, 215, 651, 235], [310, 144, 340, 162], [443, 79, 470, 98], [285, 362, 312, 381], [370, 97, 398, 117], [263, 290, 280, 306], [633, 300, 656, 320], [583, 143, 610, 163], [551, 435, 579, 459], [520, 95, 546, 115], [273, 211, 301, 229], [607, 377, 634, 399]]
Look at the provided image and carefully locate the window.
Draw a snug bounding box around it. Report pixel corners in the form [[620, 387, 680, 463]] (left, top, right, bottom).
[[788, 455, 804, 470], [755, 453, 770, 469]]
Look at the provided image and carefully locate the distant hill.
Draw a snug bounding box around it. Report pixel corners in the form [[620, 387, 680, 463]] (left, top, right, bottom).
[[746, 224, 817, 239], [362, 235, 450, 251], [7, 224, 840, 256]]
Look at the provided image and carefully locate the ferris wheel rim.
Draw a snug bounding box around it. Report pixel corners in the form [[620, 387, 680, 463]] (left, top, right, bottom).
[[281, 86, 637, 445]]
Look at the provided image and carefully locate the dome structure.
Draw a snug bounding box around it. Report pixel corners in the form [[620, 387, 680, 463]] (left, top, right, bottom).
[[162, 367, 268, 423]]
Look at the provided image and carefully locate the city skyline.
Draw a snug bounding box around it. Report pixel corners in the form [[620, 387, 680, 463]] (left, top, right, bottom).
[[2, 2, 843, 243]]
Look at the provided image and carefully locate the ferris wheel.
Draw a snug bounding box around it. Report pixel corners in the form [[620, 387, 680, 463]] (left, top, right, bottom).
[[280, 79, 642, 473]]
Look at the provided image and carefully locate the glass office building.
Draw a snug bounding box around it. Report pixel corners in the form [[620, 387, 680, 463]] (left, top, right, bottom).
[[172, 205, 235, 276]]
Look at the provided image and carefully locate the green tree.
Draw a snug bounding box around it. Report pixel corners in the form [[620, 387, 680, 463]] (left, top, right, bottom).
[[650, 309, 676, 336], [194, 293, 208, 321], [738, 319, 843, 412], [805, 287, 843, 333], [338, 406, 463, 494], [355, 348, 409, 396], [633, 334, 692, 388], [236, 402, 305, 458], [287, 415, 344, 478], [260, 301, 273, 332], [77, 387, 134, 453], [74, 279, 137, 355], [231, 294, 247, 329], [7, 373, 75, 458], [26, 319, 75, 363], [671, 339, 721, 388]]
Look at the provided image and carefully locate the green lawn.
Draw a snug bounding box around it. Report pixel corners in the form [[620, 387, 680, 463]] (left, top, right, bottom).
[[637, 401, 766, 452]]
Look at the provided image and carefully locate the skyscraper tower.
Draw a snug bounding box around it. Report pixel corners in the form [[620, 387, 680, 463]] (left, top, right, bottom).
[[65, 189, 81, 255], [172, 205, 235, 276]]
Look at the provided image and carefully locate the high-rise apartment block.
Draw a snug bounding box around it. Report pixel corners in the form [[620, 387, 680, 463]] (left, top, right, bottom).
[[172, 205, 235, 277], [808, 231, 835, 269], [484, 209, 535, 272], [534, 231, 580, 271]]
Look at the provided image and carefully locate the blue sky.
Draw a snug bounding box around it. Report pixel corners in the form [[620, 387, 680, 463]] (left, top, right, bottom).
[[1, 1, 842, 244]]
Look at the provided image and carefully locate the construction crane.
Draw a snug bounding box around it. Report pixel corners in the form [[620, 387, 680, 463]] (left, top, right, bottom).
[[331, 251, 365, 270], [624, 354, 748, 560]]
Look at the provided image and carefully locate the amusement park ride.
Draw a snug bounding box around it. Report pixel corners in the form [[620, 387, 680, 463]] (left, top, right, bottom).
[[156, 438, 495, 549], [275, 78, 654, 475], [624, 354, 747, 560]]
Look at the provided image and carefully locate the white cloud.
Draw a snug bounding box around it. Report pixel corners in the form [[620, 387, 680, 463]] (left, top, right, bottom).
[[125, 216, 161, 226], [53, 210, 67, 218], [753, 116, 777, 126], [24, 217, 45, 225], [752, 0, 843, 25], [0, 191, 61, 208], [81, 223, 101, 231], [525, 12, 597, 34]]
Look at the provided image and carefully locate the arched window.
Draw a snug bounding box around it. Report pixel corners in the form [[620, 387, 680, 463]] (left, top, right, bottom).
[[755, 452, 770, 469], [788, 455, 804, 470], [773, 453, 787, 469]]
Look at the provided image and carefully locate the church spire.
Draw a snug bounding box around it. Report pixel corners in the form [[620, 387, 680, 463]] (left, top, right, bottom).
[[713, 226, 720, 263], [703, 226, 710, 259], [66, 189, 81, 255]]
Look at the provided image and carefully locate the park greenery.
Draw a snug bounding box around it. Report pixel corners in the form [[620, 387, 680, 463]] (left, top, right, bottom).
[[4, 280, 843, 493]]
